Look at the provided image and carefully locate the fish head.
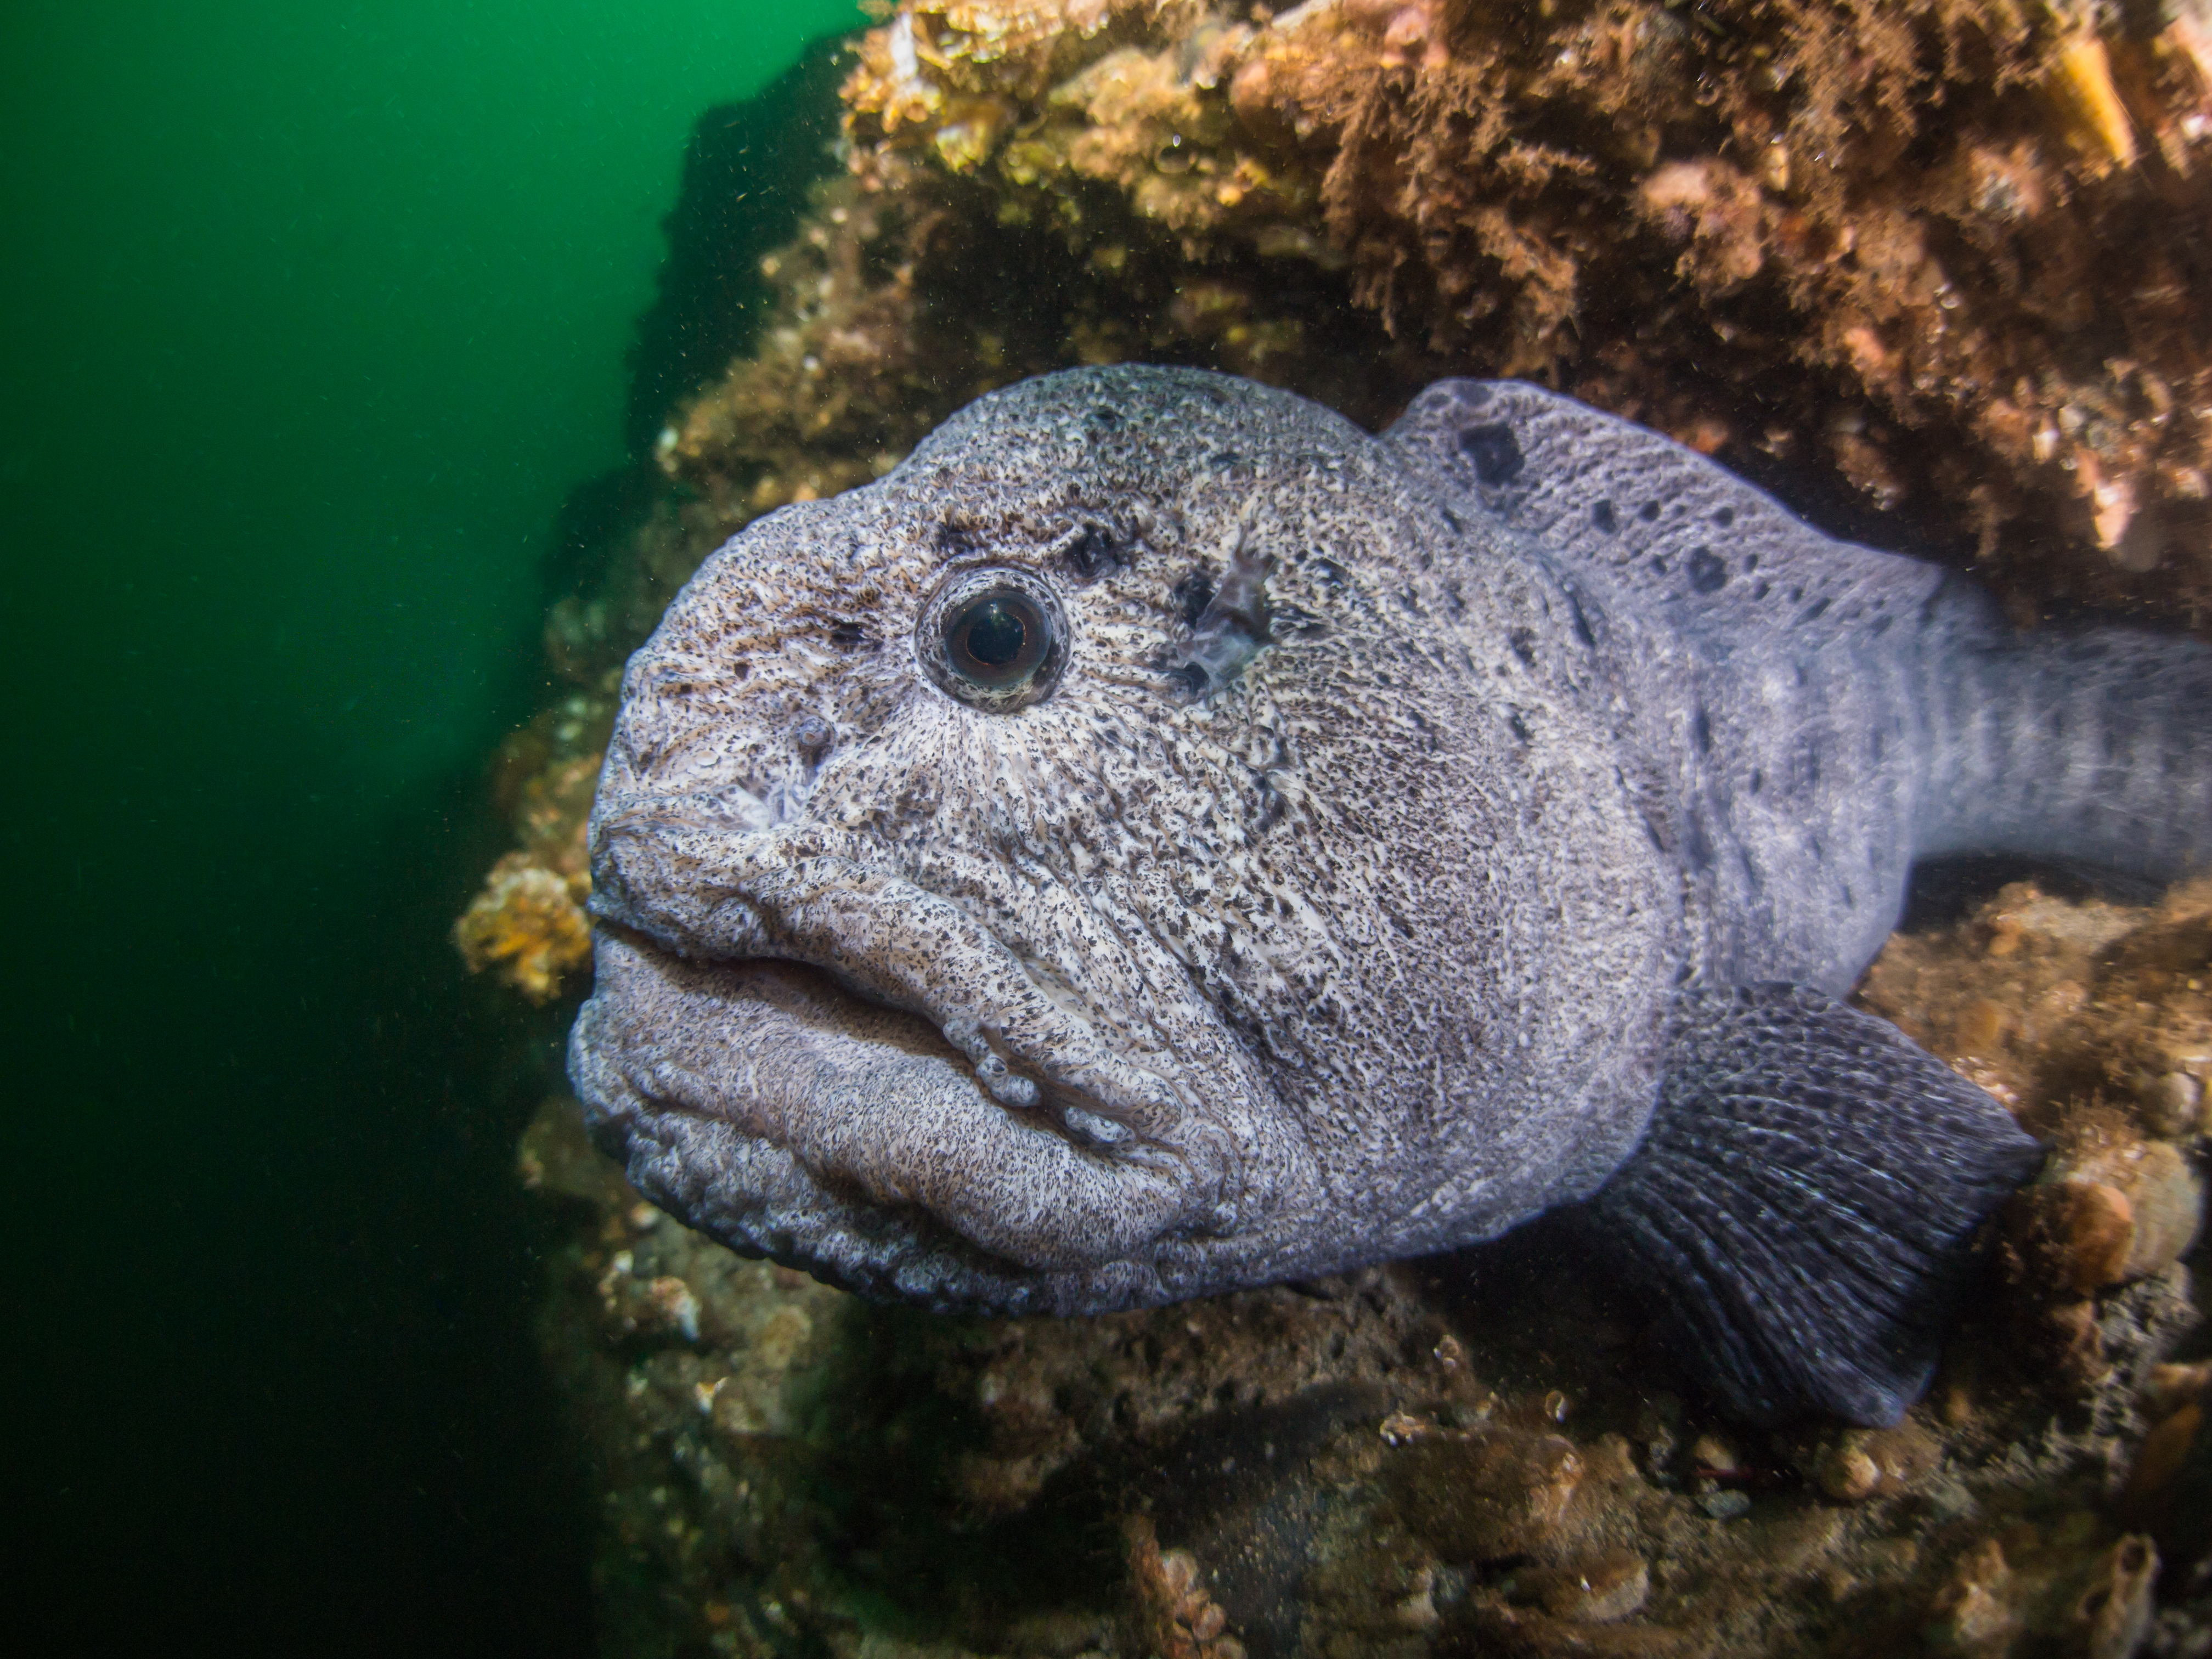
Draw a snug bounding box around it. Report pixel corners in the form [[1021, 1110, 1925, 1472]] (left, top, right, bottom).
[[572, 366, 1677, 1312]]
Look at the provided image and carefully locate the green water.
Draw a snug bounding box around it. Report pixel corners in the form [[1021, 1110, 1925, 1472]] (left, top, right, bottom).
[[3, 2, 858, 1649]]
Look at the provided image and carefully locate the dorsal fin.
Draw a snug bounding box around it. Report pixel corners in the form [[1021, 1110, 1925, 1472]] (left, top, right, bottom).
[[1384, 380, 1955, 639]]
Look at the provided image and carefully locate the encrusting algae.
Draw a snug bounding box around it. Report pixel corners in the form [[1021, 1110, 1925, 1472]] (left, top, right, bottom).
[[452, 691, 611, 1002], [839, 0, 2212, 604], [454, 5, 2212, 1652]]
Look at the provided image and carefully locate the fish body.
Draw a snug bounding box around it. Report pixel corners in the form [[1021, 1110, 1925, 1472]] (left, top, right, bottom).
[[573, 367, 2210, 1423]]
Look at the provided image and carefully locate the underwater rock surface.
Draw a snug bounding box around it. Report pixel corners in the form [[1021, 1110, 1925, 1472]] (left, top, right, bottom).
[[459, 7, 2212, 1652], [839, 0, 2212, 610]]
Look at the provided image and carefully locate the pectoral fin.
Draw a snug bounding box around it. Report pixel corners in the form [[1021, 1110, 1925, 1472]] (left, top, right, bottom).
[[1585, 984, 2044, 1425]]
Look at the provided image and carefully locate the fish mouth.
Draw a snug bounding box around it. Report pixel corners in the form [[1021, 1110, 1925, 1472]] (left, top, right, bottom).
[[573, 791, 1277, 1289]]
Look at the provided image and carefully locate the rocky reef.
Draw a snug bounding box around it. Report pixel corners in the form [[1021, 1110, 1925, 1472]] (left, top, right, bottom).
[[833, 0, 2212, 611], [455, 4, 2212, 1652]]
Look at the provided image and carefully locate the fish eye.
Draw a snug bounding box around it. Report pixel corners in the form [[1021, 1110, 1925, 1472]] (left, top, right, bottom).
[[917, 565, 1070, 710], [947, 590, 1049, 687]]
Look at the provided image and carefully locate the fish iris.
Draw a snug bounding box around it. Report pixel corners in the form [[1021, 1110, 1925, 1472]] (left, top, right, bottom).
[[949, 591, 1049, 687]]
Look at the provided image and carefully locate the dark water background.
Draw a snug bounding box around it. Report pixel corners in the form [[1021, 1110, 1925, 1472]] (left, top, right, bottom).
[[3, 3, 857, 1650]]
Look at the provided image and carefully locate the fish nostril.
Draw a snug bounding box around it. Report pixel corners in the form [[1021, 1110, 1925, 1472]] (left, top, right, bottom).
[[793, 714, 833, 763]]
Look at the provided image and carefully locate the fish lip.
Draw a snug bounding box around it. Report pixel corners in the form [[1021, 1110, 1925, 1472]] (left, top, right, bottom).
[[583, 791, 1266, 1270], [590, 791, 1192, 1148]]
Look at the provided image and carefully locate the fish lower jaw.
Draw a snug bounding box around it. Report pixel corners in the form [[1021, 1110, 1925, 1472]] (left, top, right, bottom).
[[794, 958, 1181, 1168], [586, 815, 1289, 1262]]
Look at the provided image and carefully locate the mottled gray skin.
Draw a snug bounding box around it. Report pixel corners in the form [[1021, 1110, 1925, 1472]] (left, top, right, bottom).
[[572, 366, 2210, 1317]]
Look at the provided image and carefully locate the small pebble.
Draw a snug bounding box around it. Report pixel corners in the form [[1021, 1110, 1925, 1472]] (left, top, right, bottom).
[[1820, 1447, 1882, 1503], [1520, 1551, 1651, 1622], [1689, 1432, 1742, 1477], [2121, 1403, 2201, 1512], [2147, 1361, 2212, 1416], [2143, 1070, 2204, 1138], [1952, 997, 2008, 1052], [1700, 1489, 1752, 1520]]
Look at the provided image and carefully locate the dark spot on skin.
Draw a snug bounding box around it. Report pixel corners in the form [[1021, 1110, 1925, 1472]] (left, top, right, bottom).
[[1841, 882, 1857, 910], [1457, 423, 1524, 486], [1752, 581, 1771, 600], [1441, 506, 1464, 534], [1166, 662, 1210, 698], [1310, 556, 1348, 588], [1684, 813, 1714, 872], [1210, 450, 1245, 470], [829, 622, 872, 648], [1726, 849, 1758, 904], [1651, 553, 1670, 575], [1172, 571, 1215, 625], [1254, 776, 1287, 834], [1693, 708, 1713, 752], [1565, 588, 1598, 648], [1688, 546, 1728, 594], [1713, 506, 1735, 527], [793, 715, 833, 761], [1088, 405, 1122, 429], [1442, 580, 1465, 618], [1801, 596, 1832, 622], [1744, 552, 1760, 573], [1593, 499, 1618, 534], [1272, 603, 1327, 637], [1063, 523, 1122, 582], [1456, 383, 1494, 408], [1749, 768, 1763, 794], [731, 661, 748, 680], [938, 518, 981, 558], [1508, 627, 1537, 667], [1397, 588, 1423, 616], [1871, 727, 1886, 763], [1508, 709, 1533, 744], [1639, 500, 1662, 523]]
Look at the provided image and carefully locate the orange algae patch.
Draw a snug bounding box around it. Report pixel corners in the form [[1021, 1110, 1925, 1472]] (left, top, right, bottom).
[[454, 697, 610, 1002], [454, 852, 591, 1003]]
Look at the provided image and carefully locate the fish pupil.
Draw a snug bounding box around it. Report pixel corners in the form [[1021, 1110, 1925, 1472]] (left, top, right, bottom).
[[963, 601, 1026, 667], [944, 587, 1053, 692]]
